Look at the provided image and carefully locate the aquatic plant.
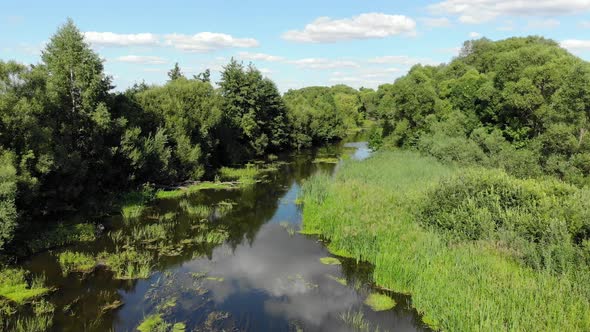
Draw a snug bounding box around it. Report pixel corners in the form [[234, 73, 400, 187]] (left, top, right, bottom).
[[319, 257, 341, 265], [27, 223, 96, 253], [136, 314, 168, 332], [98, 249, 153, 280], [339, 309, 370, 331], [313, 157, 339, 164], [58, 251, 96, 275], [219, 164, 259, 187], [326, 274, 347, 286], [215, 200, 234, 218], [179, 200, 211, 219], [10, 314, 53, 332], [0, 268, 50, 304], [364, 293, 395, 311], [120, 186, 154, 221]]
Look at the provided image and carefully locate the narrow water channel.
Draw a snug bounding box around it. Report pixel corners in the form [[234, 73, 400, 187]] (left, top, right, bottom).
[[23, 137, 428, 331]]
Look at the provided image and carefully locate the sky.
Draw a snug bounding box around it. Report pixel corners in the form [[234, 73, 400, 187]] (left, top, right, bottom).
[[2, 0, 590, 92]]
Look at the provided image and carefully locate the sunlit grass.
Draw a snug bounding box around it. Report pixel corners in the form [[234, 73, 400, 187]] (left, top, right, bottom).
[[364, 293, 396, 311], [0, 268, 50, 304], [301, 150, 590, 331], [58, 251, 96, 275]]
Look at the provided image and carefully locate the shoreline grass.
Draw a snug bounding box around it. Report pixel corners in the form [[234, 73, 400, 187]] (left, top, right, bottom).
[[301, 150, 590, 331]]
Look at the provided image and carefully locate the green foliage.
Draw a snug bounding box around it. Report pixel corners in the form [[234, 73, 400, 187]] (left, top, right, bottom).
[[98, 249, 152, 280], [374, 36, 590, 185], [58, 251, 96, 275], [0, 151, 17, 250], [0, 268, 49, 304], [420, 168, 590, 273], [27, 223, 96, 253], [284, 86, 364, 149], [137, 314, 169, 332], [364, 293, 396, 311], [218, 59, 290, 160], [301, 151, 590, 330]]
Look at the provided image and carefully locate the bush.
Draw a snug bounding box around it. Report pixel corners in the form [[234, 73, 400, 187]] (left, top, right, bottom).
[[420, 168, 590, 272]]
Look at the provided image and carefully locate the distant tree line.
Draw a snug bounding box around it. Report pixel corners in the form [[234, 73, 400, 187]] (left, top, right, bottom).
[[0, 20, 368, 252], [370, 36, 590, 187]]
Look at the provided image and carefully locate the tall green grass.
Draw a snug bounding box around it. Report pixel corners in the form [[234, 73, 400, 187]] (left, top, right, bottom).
[[301, 150, 590, 331]]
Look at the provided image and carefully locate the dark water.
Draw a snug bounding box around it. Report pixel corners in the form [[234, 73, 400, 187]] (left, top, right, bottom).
[[22, 137, 428, 332]]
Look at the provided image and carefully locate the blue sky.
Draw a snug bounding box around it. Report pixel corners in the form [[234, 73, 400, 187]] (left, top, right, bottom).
[[2, 0, 590, 92]]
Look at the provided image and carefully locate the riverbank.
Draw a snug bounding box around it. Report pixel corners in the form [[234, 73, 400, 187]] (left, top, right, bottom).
[[300, 150, 590, 331]]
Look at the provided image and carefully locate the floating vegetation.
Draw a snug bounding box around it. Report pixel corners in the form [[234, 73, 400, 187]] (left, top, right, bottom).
[[205, 276, 224, 282], [172, 322, 186, 332], [120, 187, 154, 221], [10, 314, 54, 332], [313, 157, 339, 164], [155, 182, 237, 199], [0, 268, 50, 305], [205, 311, 230, 329], [364, 293, 396, 311], [189, 272, 208, 279], [219, 164, 259, 185], [215, 200, 234, 218], [339, 309, 370, 331], [137, 314, 168, 332], [100, 299, 123, 313], [58, 251, 97, 275], [179, 200, 211, 218], [131, 224, 169, 243], [98, 249, 153, 280], [158, 212, 177, 222], [193, 229, 229, 245], [279, 221, 296, 236], [319, 257, 341, 265], [27, 223, 96, 253], [157, 297, 177, 311], [326, 274, 347, 286]]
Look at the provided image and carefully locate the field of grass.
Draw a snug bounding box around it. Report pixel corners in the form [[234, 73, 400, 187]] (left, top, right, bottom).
[[300, 150, 590, 331]]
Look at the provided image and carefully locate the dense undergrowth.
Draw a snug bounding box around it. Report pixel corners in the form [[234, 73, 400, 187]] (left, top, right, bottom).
[[301, 150, 590, 331]]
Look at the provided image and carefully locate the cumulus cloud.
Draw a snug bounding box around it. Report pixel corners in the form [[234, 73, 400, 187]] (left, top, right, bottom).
[[429, 0, 590, 23], [469, 32, 482, 38], [84, 32, 159, 46], [368, 55, 439, 66], [282, 13, 416, 43], [421, 17, 452, 27], [237, 52, 285, 62], [527, 19, 560, 29], [561, 39, 590, 51], [164, 32, 258, 52], [114, 55, 167, 64], [288, 58, 359, 69]]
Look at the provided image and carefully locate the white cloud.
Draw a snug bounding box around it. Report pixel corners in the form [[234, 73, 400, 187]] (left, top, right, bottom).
[[368, 55, 439, 66], [527, 18, 560, 29], [164, 32, 258, 52], [429, 0, 590, 23], [114, 55, 167, 64], [469, 32, 482, 38], [237, 52, 285, 62], [421, 17, 452, 27], [561, 39, 590, 51], [84, 32, 159, 46], [259, 68, 273, 74], [282, 13, 416, 43], [579, 20, 590, 28], [288, 58, 359, 69]]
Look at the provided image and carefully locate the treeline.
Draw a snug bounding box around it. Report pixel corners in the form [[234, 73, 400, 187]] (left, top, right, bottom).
[[0, 19, 367, 253], [370, 36, 590, 187]]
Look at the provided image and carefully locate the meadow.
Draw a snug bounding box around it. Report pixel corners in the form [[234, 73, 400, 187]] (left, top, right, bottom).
[[301, 150, 590, 331]]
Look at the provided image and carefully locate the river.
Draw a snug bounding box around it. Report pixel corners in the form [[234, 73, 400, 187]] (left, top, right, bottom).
[[21, 137, 428, 331]]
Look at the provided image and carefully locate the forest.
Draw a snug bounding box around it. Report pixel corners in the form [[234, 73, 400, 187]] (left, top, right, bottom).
[[0, 20, 367, 257], [1, 17, 590, 332]]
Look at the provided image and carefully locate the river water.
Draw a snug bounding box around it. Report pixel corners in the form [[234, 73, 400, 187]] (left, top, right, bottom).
[[22, 137, 428, 331]]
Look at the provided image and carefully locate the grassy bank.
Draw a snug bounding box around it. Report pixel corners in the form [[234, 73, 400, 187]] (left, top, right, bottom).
[[300, 150, 590, 331]]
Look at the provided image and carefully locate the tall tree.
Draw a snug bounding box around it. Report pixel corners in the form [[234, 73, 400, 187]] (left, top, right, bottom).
[[168, 62, 184, 81], [39, 18, 114, 212]]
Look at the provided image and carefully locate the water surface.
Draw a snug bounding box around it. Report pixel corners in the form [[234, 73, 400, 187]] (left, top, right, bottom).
[[24, 138, 428, 331]]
